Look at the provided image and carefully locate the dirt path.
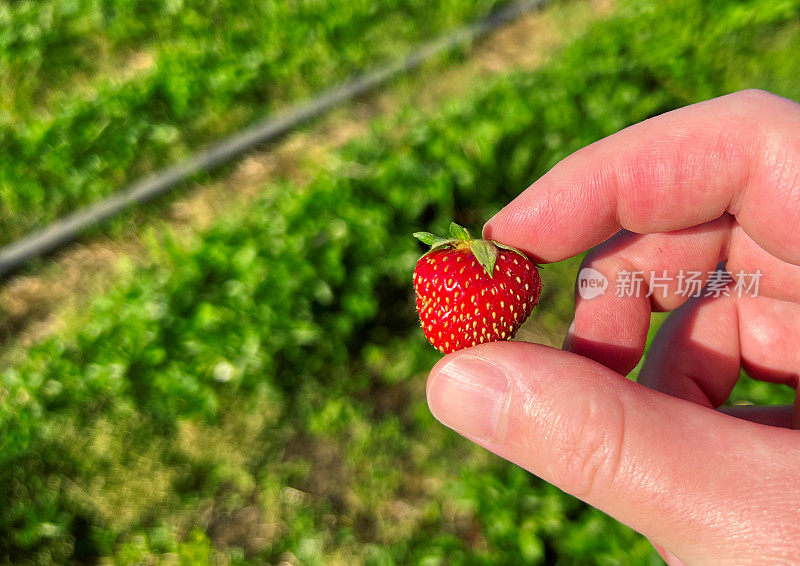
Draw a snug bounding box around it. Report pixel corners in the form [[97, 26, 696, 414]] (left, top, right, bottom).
[[0, 0, 613, 358]]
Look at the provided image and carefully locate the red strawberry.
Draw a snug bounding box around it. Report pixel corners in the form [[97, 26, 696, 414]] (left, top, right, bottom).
[[413, 222, 542, 354]]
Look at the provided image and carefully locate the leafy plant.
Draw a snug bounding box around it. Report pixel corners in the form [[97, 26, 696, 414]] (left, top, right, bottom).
[[0, 0, 500, 246]]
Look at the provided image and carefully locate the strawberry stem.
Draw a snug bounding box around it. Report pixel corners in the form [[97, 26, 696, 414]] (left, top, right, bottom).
[[413, 221, 530, 278]]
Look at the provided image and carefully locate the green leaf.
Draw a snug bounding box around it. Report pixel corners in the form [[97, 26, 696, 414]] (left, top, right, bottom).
[[414, 232, 458, 256], [449, 222, 471, 241], [413, 232, 440, 245], [470, 240, 498, 278]]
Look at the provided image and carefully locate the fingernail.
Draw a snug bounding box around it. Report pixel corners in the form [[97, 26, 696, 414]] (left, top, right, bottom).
[[562, 319, 575, 351], [427, 355, 509, 442]]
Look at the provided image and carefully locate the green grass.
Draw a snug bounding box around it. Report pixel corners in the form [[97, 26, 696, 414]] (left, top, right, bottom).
[[0, 0, 500, 247], [3, 0, 800, 563]]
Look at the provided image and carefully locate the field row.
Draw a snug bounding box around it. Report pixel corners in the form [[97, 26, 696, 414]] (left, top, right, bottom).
[[0, 0, 499, 246]]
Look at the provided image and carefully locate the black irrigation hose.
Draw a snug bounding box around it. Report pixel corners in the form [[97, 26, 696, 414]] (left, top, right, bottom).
[[0, 0, 548, 279]]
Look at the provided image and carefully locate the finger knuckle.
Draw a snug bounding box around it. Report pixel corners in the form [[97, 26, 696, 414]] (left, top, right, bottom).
[[549, 386, 627, 500], [731, 88, 799, 118]]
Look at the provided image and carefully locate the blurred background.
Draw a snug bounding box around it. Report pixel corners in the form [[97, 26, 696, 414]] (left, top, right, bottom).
[[1, 0, 799, 563]]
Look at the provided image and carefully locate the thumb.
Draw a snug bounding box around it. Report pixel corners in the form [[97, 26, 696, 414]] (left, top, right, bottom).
[[426, 341, 800, 565]]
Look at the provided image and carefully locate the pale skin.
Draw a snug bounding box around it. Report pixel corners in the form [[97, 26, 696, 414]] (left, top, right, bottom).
[[425, 90, 800, 565]]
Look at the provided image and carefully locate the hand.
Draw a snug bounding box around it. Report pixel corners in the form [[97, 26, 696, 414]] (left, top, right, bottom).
[[426, 90, 800, 565]]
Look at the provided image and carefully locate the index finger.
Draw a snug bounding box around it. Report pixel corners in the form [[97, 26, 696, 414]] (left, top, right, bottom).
[[483, 89, 800, 265]]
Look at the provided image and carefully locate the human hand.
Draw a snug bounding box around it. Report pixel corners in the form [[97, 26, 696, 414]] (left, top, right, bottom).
[[426, 90, 800, 565]]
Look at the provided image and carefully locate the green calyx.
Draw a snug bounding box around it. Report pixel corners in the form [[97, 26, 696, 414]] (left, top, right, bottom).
[[413, 222, 528, 278]]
